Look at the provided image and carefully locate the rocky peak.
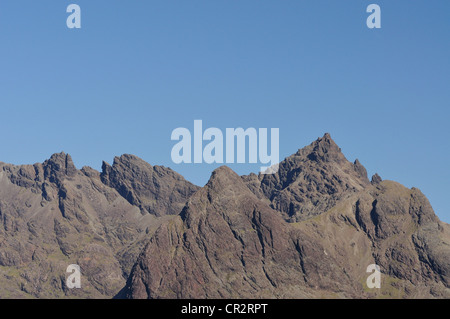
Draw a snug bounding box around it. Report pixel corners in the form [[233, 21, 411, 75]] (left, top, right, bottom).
[[1, 152, 77, 190], [301, 133, 344, 163], [354, 159, 368, 180], [101, 154, 199, 216], [205, 166, 246, 192], [114, 154, 151, 170], [181, 166, 252, 224], [245, 133, 371, 221], [42, 152, 77, 184], [371, 173, 382, 185], [101, 154, 151, 185]]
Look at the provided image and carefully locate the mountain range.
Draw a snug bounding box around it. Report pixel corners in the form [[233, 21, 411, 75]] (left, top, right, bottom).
[[0, 134, 448, 298]]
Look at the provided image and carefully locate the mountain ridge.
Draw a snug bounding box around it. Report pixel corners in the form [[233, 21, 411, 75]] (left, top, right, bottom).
[[0, 133, 448, 299]]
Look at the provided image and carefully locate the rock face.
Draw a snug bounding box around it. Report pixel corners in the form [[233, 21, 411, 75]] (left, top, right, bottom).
[[121, 134, 450, 299], [371, 173, 382, 185], [354, 182, 450, 294], [243, 133, 371, 222], [119, 166, 306, 298], [0, 134, 449, 299], [100, 154, 199, 216], [0, 153, 193, 298]]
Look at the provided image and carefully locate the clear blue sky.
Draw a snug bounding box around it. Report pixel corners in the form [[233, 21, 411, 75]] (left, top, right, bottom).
[[0, 1, 449, 222]]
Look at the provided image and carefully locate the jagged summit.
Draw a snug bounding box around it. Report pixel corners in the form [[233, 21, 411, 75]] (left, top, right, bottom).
[[43, 152, 77, 183], [353, 159, 368, 180], [210, 165, 235, 176], [205, 165, 243, 189], [244, 133, 370, 221], [294, 133, 342, 162], [371, 173, 382, 184], [111, 154, 151, 168], [101, 153, 199, 216]]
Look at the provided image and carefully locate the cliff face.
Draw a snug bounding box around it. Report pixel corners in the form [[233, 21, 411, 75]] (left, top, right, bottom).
[[119, 166, 306, 299], [101, 154, 199, 217], [120, 134, 450, 299], [0, 135, 449, 299], [243, 133, 371, 222], [0, 153, 193, 298], [121, 164, 450, 299]]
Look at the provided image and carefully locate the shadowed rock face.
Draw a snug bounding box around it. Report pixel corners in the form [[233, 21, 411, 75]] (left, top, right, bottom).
[[1, 134, 449, 299], [100, 154, 199, 217]]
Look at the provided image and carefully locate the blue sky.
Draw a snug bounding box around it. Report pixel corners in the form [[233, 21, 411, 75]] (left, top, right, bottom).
[[0, 1, 449, 222]]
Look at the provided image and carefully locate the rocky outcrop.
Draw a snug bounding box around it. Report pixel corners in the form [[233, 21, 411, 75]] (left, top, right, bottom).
[[371, 173, 382, 185], [100, 154, 199, 216], [243, 133, 371, 222]]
